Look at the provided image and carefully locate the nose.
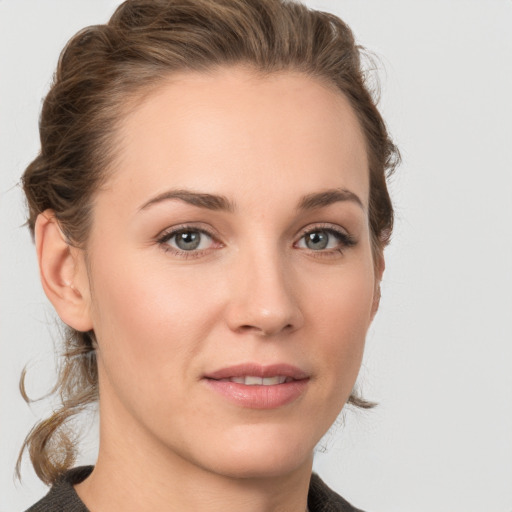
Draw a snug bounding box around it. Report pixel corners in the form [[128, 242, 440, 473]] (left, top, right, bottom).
[[224, 248, 304, 337]]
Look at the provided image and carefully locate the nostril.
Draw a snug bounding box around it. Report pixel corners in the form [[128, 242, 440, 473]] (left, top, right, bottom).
[[237, 324, 263, 334], [237, 323, 294, 336]]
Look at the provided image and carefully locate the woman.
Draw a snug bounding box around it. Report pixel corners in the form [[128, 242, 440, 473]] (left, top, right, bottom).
[[18, 0, 398, 510]]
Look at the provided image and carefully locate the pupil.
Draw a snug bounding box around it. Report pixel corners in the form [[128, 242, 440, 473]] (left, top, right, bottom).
[[307, 231, 328, 250], [176, 231, 200, 250]]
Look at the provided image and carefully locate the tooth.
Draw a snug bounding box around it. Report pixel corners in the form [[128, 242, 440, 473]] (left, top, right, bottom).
[[244, 376, 263, 385], [262, 376, 281, 385], [225, 376, 290, 385]]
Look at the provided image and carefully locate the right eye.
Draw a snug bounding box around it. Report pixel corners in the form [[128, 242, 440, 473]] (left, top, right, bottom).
[[158, 227, 216, 255]]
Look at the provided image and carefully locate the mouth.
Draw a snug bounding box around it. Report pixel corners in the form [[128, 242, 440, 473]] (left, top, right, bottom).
[[215, 375, 295, 385], [203, 363, 310, 409], [204, 363, 309, 383]]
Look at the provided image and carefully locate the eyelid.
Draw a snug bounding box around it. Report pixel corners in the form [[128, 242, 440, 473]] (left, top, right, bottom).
[[294, 223, 356, 252], [156, 223, 217, 241], [296, 223, 353, 241], [156, 223, 221, 258]]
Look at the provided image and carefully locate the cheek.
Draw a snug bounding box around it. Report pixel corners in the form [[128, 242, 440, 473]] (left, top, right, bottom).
[[88, 252, 222, 383], [305, 259, 376, 386]]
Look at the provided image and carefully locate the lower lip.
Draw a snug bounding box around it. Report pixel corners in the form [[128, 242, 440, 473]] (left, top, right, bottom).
[[204, 379, 309, 409]]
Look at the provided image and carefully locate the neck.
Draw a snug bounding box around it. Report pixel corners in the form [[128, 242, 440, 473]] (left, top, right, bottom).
[[75, 391, 313, 512], [76, 446, 312, 512]]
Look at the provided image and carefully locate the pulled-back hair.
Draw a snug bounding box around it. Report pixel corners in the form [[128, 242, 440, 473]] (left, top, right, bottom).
[[19, 0, 399, 485]]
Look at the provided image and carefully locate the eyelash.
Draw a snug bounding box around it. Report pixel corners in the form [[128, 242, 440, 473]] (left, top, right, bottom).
[[156, 224, 219, 259], [156, 223, 356, 259], [296, 224, 356, 257]]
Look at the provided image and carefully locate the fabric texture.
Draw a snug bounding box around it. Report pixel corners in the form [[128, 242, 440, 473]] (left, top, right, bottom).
[[26, 466, 364, 512]]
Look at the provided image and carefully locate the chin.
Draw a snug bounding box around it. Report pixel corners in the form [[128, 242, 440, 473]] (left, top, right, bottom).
[[191, 424, 317, 480], [207, 452, 313, 481]]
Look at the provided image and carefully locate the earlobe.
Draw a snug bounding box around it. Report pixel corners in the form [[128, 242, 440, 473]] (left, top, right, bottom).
[[35, 210, 93, 332]]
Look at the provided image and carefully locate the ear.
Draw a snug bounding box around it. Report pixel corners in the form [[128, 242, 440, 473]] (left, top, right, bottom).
[[370, 252, 385, 322], [35, 210, 93, 332]]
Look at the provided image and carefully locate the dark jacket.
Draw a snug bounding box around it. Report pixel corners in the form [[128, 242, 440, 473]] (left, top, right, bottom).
[[26, 466, 364, 511]]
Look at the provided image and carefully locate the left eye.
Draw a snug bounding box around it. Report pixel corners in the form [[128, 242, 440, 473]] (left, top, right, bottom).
[[163, 229, 214, 251], [296, 229, 345, 251]]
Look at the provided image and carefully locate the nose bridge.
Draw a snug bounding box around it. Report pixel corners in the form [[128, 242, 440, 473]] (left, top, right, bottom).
[[226, 235, 303, 336]]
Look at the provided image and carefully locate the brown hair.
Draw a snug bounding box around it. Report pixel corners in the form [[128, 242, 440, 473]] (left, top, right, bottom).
[[19, 0, 399, 485]]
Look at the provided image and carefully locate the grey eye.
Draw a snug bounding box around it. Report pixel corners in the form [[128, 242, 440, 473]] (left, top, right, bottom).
[[174, 231, 201, 250], [297, 228, 351, 252], [304, 231, 329, 250], [167, 230, 213, 251]]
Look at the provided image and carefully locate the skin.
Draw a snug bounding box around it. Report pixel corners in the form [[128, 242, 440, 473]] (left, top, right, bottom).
[[36, 67, 383, 512]]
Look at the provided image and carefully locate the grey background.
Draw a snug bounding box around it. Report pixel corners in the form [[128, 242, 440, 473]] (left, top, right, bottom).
[[1, 1, 511, 511]]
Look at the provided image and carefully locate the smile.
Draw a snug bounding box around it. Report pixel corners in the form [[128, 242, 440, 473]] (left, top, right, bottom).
[[203, 363, 310, 409]]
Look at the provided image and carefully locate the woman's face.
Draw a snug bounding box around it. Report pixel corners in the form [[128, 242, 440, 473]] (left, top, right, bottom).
[[79, 67, 379, 478]]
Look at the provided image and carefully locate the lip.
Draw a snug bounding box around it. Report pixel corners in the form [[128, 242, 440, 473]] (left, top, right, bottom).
[[203, 363, 310, 409], [204, 363, 309, 381]]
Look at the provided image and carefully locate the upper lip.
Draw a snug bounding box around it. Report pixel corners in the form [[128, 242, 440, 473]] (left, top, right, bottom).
[[204, 363, 309, 381]]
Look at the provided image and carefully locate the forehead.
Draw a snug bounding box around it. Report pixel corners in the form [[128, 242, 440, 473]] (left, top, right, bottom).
[[102, 67, 369, 212]]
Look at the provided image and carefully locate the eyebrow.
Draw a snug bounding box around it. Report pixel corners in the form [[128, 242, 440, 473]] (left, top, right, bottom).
[[138, 187, 363, 213], [297, 188, 364, 211], [139, 189, 236, 212]]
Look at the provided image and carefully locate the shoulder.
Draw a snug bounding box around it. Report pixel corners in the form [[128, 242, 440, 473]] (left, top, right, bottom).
[[308, 473, 366, 512], [25, 466, 93, 512]]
